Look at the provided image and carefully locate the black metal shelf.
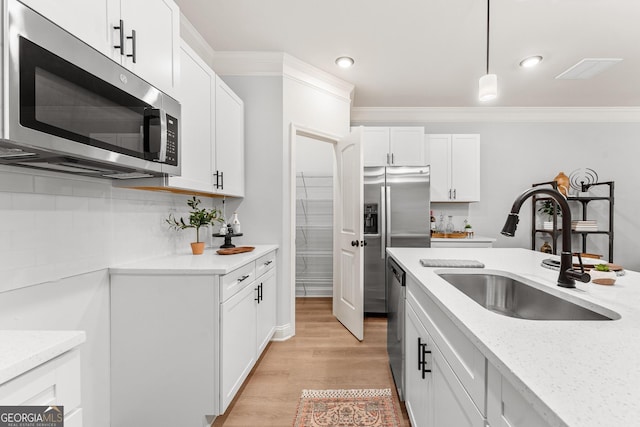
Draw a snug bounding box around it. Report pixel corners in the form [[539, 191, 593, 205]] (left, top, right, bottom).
[[530, 181, 614, 262]]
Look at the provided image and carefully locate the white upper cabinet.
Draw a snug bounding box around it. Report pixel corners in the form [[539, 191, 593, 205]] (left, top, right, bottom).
[[19, 0, 180, 98], [362, 126, 425, 166], [166, 42, 216, 193], [215, 75, 245, 198], [119, 0, 180, 98], [427, 134, 480, 202], [165, 44, 245, 197]]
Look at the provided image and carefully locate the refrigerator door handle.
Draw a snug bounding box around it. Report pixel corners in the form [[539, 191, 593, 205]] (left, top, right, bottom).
[[380, 186, 386, 259], [386, 185, 391, 249]]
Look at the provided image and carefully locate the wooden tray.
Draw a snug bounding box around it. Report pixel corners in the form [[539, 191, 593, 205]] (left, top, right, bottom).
[[217, 246, 255, 255], [432, 232, 468, 239]]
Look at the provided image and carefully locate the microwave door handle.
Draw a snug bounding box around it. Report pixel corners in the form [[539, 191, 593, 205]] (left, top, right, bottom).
[[158, 110, 167, 162]]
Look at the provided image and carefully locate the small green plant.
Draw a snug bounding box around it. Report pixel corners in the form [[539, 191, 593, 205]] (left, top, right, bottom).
[[538, 200, 562, 217], [465, 223, 472, 229], [166, 196, 223, 243], [594, 264, 610, 272]]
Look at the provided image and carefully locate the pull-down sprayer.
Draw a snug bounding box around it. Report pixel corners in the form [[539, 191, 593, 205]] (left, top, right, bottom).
[[501, 187, 590, 288]]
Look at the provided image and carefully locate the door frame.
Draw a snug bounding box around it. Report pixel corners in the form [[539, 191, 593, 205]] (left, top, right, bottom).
[[288, 123, 342, 337]]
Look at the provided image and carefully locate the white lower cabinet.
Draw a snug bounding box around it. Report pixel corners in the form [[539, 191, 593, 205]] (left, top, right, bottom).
[[404, 270, 553, 427], [405, 297, 483, 427], [221, 279, 258, 411], [0, 349, 82, 425], [110, 249, 277, 425], [405, 302, 433, 427], [221, 254, 277, 412], [487, 363, 550, 427]]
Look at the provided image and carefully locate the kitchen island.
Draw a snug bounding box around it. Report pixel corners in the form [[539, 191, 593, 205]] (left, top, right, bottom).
[[387, 247, 640, 427]]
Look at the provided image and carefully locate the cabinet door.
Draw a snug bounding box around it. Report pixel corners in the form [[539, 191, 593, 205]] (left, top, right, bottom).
[[427, 134, 452, 202], [363, 127, 391, 166], [450, 134, 480, 202], [167, 42, 215, 192], [120, 0, 180, 98], [432, 344, 485, 427], [19, 0, 116, 57], [389, 127, 425, 166], [215, 75, 245, 197], [487, 363, 550, 427], [405, 303, 433, 427], [220, 282, 257, 412], [256, 268, 277, 354]]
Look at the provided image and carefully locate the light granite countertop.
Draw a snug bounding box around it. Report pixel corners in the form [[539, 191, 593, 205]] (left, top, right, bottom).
[[109, 244, 278, 275], [0, 330, 86, 385], [387, 247, 640, 427]]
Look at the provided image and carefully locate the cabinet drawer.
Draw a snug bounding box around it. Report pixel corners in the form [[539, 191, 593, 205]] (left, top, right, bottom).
[[221, 262, 256, 302], [255, 251, 276, 278], [0, 349, 81, 411], [407, 282, 486, 415]]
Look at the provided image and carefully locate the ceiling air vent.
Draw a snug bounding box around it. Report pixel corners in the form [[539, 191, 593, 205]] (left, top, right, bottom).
[[555, 58, 623, 80]]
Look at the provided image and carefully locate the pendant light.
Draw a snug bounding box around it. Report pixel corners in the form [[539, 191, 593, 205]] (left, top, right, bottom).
[[479, 0, 497, 101]]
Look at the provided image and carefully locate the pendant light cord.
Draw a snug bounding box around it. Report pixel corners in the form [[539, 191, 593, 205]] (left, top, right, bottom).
[[486, 0, 490, 75]]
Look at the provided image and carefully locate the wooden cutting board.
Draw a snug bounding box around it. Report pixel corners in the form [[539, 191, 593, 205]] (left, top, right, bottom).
[[217, 246, 255, 255]]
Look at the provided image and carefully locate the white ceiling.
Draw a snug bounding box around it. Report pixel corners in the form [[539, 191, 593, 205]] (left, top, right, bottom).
[[175, 0, 640, 108]]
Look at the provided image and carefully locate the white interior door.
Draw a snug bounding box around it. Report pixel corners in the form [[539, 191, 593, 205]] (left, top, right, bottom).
[[333, 127, 364, 340]]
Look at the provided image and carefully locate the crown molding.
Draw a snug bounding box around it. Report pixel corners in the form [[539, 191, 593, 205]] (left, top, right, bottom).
[[212, 51, 354, 102], [180, 13, 215, 67], [351, 107, 640, 123]]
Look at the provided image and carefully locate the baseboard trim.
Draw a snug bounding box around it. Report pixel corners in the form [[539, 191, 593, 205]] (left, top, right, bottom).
[[271, 323, 294, 341]]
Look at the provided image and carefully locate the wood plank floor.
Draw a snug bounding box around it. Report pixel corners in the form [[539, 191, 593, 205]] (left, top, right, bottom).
[[213, 297, 411, 426]]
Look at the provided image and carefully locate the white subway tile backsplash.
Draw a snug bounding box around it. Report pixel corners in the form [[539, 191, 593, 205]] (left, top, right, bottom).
[[0, 170, 34, 193], [1, 170, 190, 291], [34, 176, 74, 196]]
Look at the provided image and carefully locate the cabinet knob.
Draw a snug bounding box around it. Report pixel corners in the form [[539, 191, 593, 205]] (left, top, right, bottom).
[[351, 240, 360, 247]]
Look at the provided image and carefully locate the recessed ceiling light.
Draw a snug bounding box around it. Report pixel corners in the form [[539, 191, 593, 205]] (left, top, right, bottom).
[[335, 56, 354, 69], [519, 55, 543, 68]]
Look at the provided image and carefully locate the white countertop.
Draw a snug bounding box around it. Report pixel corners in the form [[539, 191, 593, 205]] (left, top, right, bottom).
[[109, 244, 278, 275], [387, 247, 640, 427], [430, 235, 497, 243], [0, 330, 86, 385]]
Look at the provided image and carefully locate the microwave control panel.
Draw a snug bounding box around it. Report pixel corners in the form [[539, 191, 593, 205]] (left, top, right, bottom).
[[165, 114, 178, 166]]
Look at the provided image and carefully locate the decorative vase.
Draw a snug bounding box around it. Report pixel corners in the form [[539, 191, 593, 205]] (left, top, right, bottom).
[[554, 171, 570, 197], [190, 242, 205, 255]]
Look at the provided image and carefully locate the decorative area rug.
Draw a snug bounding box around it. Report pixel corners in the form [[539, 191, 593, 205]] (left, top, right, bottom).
[[293, 388, 400, 427]]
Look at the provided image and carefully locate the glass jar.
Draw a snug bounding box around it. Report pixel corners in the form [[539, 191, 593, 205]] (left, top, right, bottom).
[[445, 215, 455, 235]]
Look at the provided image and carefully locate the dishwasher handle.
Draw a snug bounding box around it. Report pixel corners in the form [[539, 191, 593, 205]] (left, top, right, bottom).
[[388, 258, 405, 286]]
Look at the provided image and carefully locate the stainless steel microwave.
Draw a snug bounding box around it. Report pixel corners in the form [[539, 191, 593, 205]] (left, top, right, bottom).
[[0, 0, 180, 179]]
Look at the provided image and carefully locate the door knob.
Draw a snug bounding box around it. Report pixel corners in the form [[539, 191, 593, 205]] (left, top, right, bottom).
[[351, 240, 360, 247]]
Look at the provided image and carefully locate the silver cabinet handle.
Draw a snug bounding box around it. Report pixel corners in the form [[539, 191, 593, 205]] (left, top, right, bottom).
[[237, 274, 250, 283]]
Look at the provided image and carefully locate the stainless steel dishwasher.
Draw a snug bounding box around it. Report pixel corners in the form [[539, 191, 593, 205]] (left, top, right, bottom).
[[387, 257, 405, 400]]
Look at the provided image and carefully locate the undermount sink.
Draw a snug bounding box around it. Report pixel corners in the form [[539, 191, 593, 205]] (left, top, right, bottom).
[[436, 270, 620, 321]]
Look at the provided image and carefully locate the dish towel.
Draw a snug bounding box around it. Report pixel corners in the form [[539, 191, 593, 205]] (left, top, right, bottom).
[[420, 259, 485, 268]]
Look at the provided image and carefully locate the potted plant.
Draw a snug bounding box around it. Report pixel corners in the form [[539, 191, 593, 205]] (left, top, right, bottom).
[[166, 196, 223, 255], [590, 263, 617, 285], [538, 200, 562, 230]]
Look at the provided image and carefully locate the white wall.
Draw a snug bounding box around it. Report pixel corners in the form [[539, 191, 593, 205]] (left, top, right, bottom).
[[222, 73, 351, 337], [0, 165, 226, 427], [354, 121, 640, 269]]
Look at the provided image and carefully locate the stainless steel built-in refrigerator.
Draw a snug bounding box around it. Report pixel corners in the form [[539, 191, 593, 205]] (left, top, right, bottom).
[[363, 166, 431, 313]]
